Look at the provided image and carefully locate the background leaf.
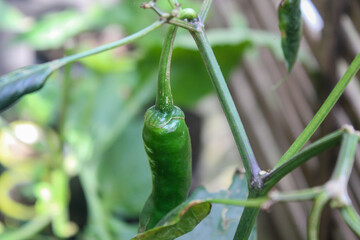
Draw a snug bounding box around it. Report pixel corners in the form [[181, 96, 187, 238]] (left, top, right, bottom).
[[97, 118, 152, 217], [278, 0, 302, 72], [0, 60, 62, 112], [137, 30, 254, 108], [17, 10, 90, 50], [178, 172, 256, 240], [0, 0, 26, 32]]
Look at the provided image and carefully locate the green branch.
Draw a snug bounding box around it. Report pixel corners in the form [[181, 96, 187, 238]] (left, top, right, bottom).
[[307, 129, 358, 240], [156, 25, 177, 112], [232, 191, 260, 240], [190, 27, 261, 190], [307, 192, 330, 240], [59, 20, 166, 66], [269, 187, 323, 202], [340, 206, 360, 237], [167, 0, 177, 8], [232, 186, 324, 239], [168, 18, 198, 31], [207, 197, 267, 208], [0, 215, 51, 240], [207, 186, 323, 208], [330, 127, 359, 181], [263, 129, 344, 192], [198, 0, 213, 22], [58, 63, 71, 145], [79, 166, 112, 240], [276, 53, 360, 167]]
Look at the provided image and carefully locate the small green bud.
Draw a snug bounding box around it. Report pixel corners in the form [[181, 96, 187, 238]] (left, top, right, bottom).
[[179, 8, 197, 20]]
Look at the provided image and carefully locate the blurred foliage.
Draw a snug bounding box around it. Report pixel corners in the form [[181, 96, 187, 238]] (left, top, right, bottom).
[[0, 0, 26, 32], [17, 9, 95, 50], [98, 118, 152, 217], [0, 170, 36, 220], [13, 0, 200, 50]]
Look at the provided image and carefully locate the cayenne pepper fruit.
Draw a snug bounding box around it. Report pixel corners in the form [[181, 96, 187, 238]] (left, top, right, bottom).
[[138, 25, 192, 232]]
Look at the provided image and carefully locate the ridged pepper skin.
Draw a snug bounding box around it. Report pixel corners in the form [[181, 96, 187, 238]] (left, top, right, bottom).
[[139, 106, 192, 232]]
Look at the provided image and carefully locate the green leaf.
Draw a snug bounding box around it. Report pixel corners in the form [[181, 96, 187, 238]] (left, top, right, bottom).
[[132, 172, 256, 240], [0, 60, 63, 112], [278, 0, 302, 72], [14, 75, 62, 125], [178, 172, 256, 240], [131, 201, 211, 240]]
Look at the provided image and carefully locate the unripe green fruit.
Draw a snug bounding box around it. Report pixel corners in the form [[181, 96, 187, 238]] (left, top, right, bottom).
[[179, 8, 197, 20]]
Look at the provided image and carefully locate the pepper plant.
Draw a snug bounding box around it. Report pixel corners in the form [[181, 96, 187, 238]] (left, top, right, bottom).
[[0, 0, 359, 240]]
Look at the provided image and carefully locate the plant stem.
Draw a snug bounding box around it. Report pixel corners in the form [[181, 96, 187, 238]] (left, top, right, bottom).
[[59, 20, 166, 66], [331, 129, 359, 181], [198, 0, 213, 22], [51, 169, 72, 238], [262, 129, 344, 192], [156, 25, 177, 112], [207, 197, 267, 208], [59, 62, 71, 146], [340, 205, 360, 237], [233, 191, 260, 240], [168, 0, 176, 8], [276, 53, 360, 167], [190, 28, 261, 190], [0, 215, 51, 240], [207, 186, 323, 208], [307, 192, 330, 240], [191, 25, 262, 240], [168, 0, 179, 8], [168, 18, 198, 31], [79, 166, 112, 240], [269, 186, 323, 202], [52, 63, 72, 237]]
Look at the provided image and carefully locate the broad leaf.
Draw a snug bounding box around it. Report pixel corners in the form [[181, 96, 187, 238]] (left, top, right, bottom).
[[131, 201, 211, 240], [132, 172, 257, 240], [178, 172, 256, 240], [0, 60, 63, 112]]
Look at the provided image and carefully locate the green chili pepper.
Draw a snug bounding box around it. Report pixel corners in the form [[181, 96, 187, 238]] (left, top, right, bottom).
[[278, 0, 302, 72], [138, 25, 192, 233]]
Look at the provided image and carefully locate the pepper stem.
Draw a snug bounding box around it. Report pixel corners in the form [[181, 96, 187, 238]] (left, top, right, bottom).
[[155, 25, 177, 112]]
